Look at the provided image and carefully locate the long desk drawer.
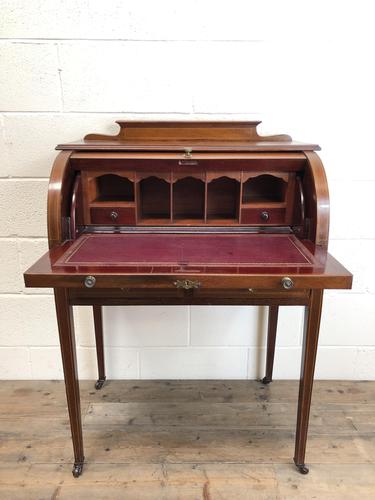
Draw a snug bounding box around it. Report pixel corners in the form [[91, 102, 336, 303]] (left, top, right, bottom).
[[68, 287, 310, 306]]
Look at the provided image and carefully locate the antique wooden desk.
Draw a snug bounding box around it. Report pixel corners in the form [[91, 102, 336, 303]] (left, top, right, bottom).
[[24, 121, 352, 477]]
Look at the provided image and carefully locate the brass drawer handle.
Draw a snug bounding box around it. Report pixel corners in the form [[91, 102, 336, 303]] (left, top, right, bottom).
[[281, 277, 294, 289], [110, 210, 119, 221], [84, 275, 96, 288], [174, 279, 201, 290], [260, 211, 269, 221]]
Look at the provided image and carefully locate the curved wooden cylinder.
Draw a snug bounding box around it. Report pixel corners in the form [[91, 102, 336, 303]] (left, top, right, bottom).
[[47, 151, 74, 248], [303, 151, 330, 248]]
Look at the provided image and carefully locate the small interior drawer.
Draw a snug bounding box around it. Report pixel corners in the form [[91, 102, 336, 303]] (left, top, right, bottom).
[[90, 207, 136, 225], [241, 207, 286, 225]]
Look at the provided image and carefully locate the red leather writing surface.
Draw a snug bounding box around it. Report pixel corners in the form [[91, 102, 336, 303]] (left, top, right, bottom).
[[54, 233, 314, 269]]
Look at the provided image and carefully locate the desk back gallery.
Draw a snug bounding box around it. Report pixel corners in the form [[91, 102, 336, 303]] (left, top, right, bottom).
[[23, 120, 352, 477]]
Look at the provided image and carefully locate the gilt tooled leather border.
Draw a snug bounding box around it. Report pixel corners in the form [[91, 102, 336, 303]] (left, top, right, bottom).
[[53, 233, 314, 268]]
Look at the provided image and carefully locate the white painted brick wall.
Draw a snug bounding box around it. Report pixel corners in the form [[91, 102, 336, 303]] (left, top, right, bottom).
[[0, 0, 374, 380]]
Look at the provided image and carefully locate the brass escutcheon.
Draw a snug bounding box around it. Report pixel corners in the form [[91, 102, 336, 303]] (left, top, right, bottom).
[[174, 279, 201, 290]]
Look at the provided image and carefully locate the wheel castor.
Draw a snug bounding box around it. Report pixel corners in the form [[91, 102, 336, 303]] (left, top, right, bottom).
[[296, 464, 309, 475], [72, 462, 84, 478], [261, 376, 272, 385], [95, 377, 106, 390]]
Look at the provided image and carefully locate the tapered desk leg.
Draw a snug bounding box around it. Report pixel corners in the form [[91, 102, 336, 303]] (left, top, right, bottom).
[[93, 305, 106, 390], [261, 305, 279, 384], [294, 289, 324, 474], [54, 288, 84, 478]]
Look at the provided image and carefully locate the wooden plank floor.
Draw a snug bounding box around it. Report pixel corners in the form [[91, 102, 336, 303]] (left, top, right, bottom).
[[0, 380, 375, 499]]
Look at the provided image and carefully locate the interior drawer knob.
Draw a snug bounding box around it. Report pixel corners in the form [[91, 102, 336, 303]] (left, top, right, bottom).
[[174, 279, 201, 290], [281, 277, 294, 289], [260, 211, 269, 221], [84, 275, 96, 288], [110, 210, 118, 221]]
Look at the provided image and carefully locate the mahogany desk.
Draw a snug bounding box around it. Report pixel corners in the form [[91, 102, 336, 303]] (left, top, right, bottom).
[[24, 121, 352, 477]]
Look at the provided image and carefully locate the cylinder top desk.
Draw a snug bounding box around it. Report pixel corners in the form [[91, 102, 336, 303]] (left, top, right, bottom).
[[24, 120, 352, 477]]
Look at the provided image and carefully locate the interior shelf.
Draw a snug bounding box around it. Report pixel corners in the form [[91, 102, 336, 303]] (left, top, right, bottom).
[[85, 170, 292, 226], [207, 177, 240, 220], [139, 176, 171, 219], [90, 201, 135, 208], [95, 174, 134, 202], [241, 201, 286, 208], [173, 177, 205, 220], [242, 174, 287, 204]]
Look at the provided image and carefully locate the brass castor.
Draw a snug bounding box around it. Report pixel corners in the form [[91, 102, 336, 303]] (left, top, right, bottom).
[[296, 464, 309, 475], [95, 377, 106, 390], [72, 462, 84, 478]]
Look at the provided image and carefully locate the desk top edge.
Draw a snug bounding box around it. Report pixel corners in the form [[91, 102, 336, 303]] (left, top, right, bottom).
[[55, 120, 321, 151]]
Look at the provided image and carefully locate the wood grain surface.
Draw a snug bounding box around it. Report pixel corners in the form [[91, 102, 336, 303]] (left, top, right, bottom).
[[0, 380, 374, 499]]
